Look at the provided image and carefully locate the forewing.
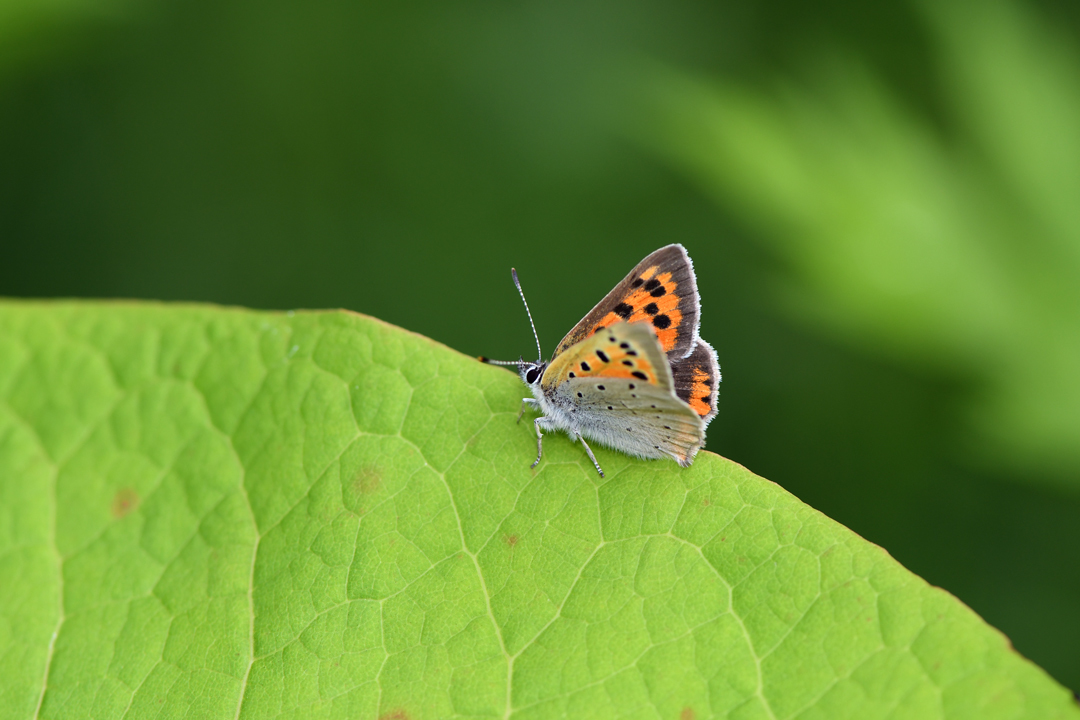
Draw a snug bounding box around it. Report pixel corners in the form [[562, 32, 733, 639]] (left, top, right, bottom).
[[671, 339, 721, 427], [553, 244, 701, 361], [542, 321, 673, 391]]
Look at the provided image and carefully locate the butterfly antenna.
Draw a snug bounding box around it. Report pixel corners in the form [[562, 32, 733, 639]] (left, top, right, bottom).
[[479, 356, 523, 366], [512, 268, 543, 362]]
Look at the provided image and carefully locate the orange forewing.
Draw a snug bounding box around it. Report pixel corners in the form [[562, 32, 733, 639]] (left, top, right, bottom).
[[553, 245, 700, 361], [587, 267, 684, 354]]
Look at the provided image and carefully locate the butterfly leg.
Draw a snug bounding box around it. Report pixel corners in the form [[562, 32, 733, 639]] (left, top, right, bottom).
[[530, 416, 548, 469], [517, 398, 537, 424], [575, 434, 605, 479]]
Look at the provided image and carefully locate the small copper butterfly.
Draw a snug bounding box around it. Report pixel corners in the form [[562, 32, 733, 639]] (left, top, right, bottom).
[[482, 244, 721, 477]]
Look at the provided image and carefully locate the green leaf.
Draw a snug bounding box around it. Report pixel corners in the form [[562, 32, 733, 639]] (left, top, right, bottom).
[[0, 301, 1075, 719]]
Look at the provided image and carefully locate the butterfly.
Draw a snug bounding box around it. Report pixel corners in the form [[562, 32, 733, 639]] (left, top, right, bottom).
[[482, 244, 720, 478]]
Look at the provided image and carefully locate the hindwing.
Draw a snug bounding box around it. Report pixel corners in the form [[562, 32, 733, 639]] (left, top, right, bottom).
[[671, 339, 721, 425]]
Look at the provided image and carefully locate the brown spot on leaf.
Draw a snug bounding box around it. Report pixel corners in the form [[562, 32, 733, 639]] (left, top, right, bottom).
[[111, 488, 140, 518], [701, 497, 710, 507], [353, 465, 382, 495], [681, 708, 695, 720], [380, 711, 410, 720], [504, 534, 519, 547]]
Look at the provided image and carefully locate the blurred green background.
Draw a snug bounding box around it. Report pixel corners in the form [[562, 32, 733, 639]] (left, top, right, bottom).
[[2, 0, 1078, 693]]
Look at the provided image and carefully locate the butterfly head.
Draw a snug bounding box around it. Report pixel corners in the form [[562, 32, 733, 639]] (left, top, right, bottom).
[[519, 359, 547, 387]]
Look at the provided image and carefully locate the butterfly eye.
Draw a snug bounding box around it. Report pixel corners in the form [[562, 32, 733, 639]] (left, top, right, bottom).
[[525, 367, 541, 384]]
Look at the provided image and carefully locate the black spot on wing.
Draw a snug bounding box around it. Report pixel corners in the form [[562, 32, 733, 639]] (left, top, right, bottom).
[[613, 303, 633, 319], [652, 314, 671, 330]]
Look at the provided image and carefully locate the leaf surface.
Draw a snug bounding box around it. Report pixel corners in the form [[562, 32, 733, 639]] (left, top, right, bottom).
[[0, 302, 1075, 719]]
